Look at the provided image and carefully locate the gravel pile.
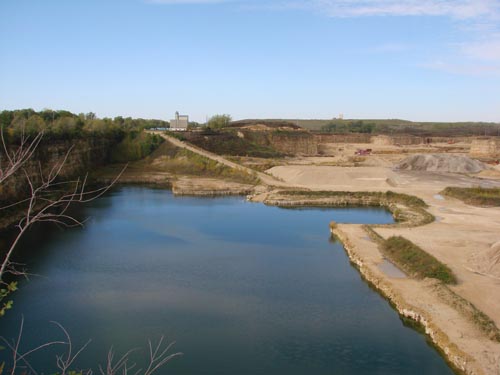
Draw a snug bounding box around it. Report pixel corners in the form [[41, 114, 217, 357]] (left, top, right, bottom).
[[395, 154, 487, 174]]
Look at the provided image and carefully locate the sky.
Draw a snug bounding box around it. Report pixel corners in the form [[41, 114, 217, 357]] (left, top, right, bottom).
[[1, 0, 500, 122]]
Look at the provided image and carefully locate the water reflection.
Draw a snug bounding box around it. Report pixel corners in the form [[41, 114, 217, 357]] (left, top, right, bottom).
[[0, 187, 454, 375]]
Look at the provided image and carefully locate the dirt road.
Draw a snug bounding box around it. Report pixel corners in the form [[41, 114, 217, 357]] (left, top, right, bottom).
[[151, 131, 289, 187]]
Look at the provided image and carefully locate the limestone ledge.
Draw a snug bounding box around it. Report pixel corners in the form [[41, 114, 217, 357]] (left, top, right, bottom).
[[332, 227, 480, 375], [171, 178, 254, 197], [261, 194, 432, 227]]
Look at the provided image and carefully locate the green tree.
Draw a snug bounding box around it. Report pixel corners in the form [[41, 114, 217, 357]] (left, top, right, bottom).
[[50, 116, 79, 139], [207, 114, 232, 130]]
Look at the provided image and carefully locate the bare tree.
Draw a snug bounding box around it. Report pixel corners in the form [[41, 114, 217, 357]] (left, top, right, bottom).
[[0, 128, 125, 282], [0, 130, 181, 373], [0, 128, 43, 185]]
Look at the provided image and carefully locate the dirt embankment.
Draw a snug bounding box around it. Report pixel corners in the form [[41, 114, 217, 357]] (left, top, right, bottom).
[[182, 127, 318, 156], [1, 138, 112, 206]]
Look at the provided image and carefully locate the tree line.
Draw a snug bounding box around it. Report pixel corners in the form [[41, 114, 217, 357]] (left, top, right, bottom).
[[0, 109, 171, 143], [320, 118, 500, 136]]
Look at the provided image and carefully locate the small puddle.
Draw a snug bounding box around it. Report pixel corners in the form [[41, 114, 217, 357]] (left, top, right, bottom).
[[433, 194, 445, 201], [378, 259, 407, 279]]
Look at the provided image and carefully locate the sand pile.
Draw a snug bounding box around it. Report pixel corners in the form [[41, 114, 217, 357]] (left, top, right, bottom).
[[469, 241, 500, 279], [395, 154, 487, 174]]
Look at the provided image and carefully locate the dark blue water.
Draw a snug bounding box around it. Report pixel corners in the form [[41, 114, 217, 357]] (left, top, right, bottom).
[[0, 187, 454, 374]]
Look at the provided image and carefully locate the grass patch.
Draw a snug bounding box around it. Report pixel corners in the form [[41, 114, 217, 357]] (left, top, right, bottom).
[[382, 236, 457, 284], [442, 186, 500, 207]]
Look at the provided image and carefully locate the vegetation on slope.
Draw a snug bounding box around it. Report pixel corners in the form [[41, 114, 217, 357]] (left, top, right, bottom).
[[442, 187, 500, 207], [183, 130, 285, 158], [110, 131, 164, 163], [381, 236, 457, 284], [139, 142, 260, 184], [207, 114, 232, 129]]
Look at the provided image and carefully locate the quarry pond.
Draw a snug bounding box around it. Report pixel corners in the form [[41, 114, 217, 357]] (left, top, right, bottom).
[[0, 187, 455, 374]]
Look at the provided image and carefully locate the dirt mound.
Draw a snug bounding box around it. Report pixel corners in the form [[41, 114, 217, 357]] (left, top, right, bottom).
[[395, 154, 486, 174], [469, 241, 500, 279]]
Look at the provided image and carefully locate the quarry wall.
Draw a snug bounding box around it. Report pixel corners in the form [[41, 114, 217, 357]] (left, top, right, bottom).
[[0, 138, 112, 205]]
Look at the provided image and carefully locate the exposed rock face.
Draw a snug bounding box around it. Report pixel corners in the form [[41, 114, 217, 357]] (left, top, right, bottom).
[[263, 131, 317, 155], [371, 135, 394, 145], [470, 138, 500, 158], [315, 133, 372, 144], [0, 138, 112, 205], [171, 177, 254, 196], [332, 227, 480, 375], [395, 154, 487, 174]]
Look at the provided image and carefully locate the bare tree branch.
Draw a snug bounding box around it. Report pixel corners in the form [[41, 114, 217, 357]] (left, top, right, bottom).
[[0, 127, 43, 184], [0, 134, 127, 281], [0, 317, 66, 375], [1, 319, 181, 375]]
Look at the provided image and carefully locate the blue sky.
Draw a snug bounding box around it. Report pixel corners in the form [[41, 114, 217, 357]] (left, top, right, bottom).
[[1, 0, 499, 122]]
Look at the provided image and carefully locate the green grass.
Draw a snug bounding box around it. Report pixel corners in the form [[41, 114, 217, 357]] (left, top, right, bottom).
[[381, 236, 457, 284], [442, 187, 500, 207]]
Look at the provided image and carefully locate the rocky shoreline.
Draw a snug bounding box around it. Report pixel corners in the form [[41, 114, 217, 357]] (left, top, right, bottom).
[[255, 191, 500, 375], [332, 226, 472, 374]]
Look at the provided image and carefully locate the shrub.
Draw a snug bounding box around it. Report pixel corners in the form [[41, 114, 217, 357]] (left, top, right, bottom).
[[442, 187, 500, 207], [382, 236, 457, 284]]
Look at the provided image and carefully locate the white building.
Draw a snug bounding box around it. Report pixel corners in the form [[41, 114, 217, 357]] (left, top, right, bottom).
[[169, 111, 189, 131]]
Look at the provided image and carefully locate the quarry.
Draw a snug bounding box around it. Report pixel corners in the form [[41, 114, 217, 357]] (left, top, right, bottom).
[[136, 121, 500, 374], [3, 117, 500, 374]]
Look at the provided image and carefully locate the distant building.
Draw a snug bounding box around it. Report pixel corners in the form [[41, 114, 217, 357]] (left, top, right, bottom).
[[338, 113, 344, 120], [169, 111, 189, 131]]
